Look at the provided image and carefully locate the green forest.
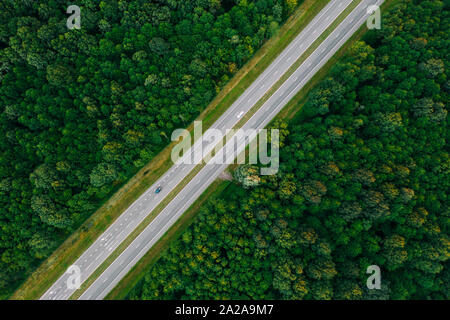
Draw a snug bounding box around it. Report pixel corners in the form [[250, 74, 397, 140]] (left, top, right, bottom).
[[128, 0, 449, 299], [0, 0, 297, 296]]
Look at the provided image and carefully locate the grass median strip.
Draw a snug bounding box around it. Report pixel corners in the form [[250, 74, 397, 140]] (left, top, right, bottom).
[[11, 0, 331, 300], [95, 0, 366, 299]]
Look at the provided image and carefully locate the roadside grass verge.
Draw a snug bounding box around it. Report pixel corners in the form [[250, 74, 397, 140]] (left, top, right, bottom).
[[105, 0, 399, 299], [11, 0, 331, 300]]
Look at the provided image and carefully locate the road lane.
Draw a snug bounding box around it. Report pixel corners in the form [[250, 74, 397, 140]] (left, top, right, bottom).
[[41, 0, 353, 300], [79, 0, 383, 300], [41, 0, 380, 299]]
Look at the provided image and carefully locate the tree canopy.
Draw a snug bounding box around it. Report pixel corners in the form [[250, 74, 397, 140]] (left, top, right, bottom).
[[0, 0, 295, 296], [128, 0, 449, 300]]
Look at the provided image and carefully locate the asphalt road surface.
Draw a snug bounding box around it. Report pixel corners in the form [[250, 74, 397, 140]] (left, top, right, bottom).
[[41, 0, 381, 300]]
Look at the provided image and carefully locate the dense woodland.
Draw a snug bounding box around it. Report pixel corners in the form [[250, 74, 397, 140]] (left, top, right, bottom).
[[129, 0, 449, 299], [0, 0, 297, 296]]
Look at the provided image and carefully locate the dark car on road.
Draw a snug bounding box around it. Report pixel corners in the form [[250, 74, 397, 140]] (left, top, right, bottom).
[[155, 186, 162, 194]]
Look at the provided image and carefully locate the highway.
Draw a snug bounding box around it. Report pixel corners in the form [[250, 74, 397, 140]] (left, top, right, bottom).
[[41, 0, 382, 300]]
